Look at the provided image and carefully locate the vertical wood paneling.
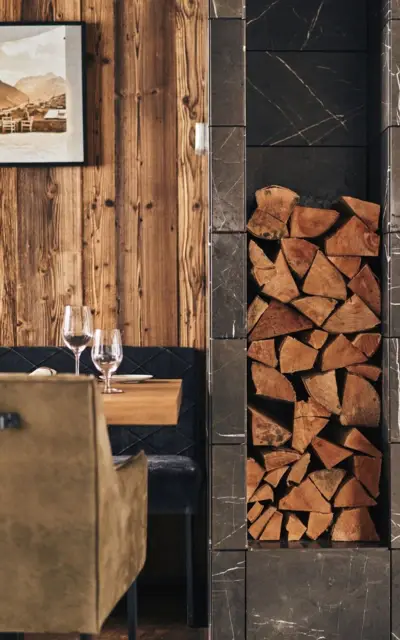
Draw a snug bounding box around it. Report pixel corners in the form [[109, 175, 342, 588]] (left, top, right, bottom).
[[83, 0, 117, 331], [0, 0, 21, 345], [176, 0, 208, 348], [117, 0, 179, 346], [17, 0, 82, 345]]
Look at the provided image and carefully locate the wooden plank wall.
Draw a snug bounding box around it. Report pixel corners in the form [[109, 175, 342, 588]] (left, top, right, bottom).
[[0, 0, 207, 348]]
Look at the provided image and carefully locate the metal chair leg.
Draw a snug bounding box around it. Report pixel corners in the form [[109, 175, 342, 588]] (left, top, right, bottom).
[[80, 635, 94, 640], [185, 511, 195, 627], [127, 579, 138, 640], [0, 635, 24, 640]]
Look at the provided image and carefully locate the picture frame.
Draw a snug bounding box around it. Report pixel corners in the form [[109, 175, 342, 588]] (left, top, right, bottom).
[[0, 22, 86, 166]]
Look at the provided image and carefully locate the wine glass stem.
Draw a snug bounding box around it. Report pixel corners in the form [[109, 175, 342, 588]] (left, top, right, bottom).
[[104, 371, 111, 393], [75, 351, 80, 376]]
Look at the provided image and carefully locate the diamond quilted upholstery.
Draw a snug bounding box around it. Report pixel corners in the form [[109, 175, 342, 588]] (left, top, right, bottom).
[[0, 347, 205, 465]]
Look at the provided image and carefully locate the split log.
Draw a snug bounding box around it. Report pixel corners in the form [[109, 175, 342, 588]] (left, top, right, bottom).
[[250, 406, 292, 447], [334, 477, 377, 508], [331, 507, 379, 541], [249, 240, 275, 271], [300, 329, 329, 350], [311, 437, 353, 469], [340, 373, 380, 427], [248, 506, 277, 539], [292, 416, 329, 453], [327, 256, 361, 279], [308, 469, 346, 500], [302, 371, 341, 414], [279, 336, 318, 373], [290, 206, 339, 238], [249, 483, 274, 503], [287, 452, 311, 485], [294, 398, 331, 419], [252, 362, 296, 402], [339, 195, 380, 232], [248, 339, 277, 368], [264, 466, 289, 488], [255, 185, 299, 223], [247, 501, 263, 523], [303, 251, 347, 301], [259, 510, 283, 541], [307, 512, 333, 540], [281, 238, 318, 278], [320, 334, 367, 371], [255, 250, 299, 303], [353, 455, 381, 498], [247, 458, 264, 501], [338, 428, 382, 458], [346, 364, 382, 382], [248, 296, 269, 334], [292, 296, 337, 327], [286, 514, 307, 541], [323, 295, 380, 334], [348, 264, 381, 316], [249, 300, 313, 340], [352, 333, 381, 358], [325, 216, 380, 257], [247, 208, 289, 240], [279, 478, 331, 513], [262, 448, 302, 472]]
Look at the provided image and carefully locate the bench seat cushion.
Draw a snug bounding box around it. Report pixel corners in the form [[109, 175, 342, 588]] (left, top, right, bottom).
[[148, 455, 202, 514]]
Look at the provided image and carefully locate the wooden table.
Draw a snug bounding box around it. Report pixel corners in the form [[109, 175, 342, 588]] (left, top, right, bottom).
[[102, 379, 182, 425]]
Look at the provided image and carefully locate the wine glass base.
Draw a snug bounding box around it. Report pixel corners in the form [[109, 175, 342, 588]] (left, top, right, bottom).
[[101, 388, 124, 394]]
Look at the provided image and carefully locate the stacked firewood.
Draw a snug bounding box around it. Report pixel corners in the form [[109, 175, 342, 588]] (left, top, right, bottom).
[[247, 186, 382, 542]]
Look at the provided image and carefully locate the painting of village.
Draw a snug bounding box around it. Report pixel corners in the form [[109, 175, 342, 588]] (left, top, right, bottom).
[[0, 24, 84, 164], [0, 25, 67, 136]]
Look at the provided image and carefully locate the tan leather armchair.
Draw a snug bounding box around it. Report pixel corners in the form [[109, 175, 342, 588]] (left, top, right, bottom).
[[0, 375, 148, 638]]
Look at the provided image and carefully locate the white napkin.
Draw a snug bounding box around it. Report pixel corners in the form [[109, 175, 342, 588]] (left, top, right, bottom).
[[29, 367, 57, 376]]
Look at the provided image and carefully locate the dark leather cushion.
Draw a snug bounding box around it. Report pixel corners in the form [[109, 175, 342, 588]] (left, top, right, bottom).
[[147, 455, 202, 514]]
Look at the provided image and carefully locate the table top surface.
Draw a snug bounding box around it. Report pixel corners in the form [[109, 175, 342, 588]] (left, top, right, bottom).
[[101, 379, 183, 426]]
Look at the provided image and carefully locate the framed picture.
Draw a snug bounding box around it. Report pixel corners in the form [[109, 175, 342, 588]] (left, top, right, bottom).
[[0, 22, 85, 166]]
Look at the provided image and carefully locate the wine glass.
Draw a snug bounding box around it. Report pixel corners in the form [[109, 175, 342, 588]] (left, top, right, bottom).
[[63, 305, 93, 375], [91, 329, 123, 394]]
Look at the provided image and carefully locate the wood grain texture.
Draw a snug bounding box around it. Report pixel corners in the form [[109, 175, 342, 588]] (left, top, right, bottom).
[[176, 0, 207, 348], [102, 379, 182, 425], [83, 0, 117, 330]]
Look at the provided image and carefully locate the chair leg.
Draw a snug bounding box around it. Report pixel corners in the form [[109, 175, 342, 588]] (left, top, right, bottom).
[[0, 635, 24, 640], [80, 635, 94, 640], [185, 512, 196, 627], [127, 580, 138, 640]]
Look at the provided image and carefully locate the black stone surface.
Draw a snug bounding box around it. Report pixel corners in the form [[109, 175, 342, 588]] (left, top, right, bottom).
[[211, 339, 247, 444], [211, 20, 245, 126], [383, 338, 400, 444], [247, 147, 367, 213], [210, 0, 244, 18], [382, 233, 400, 337], [246, 0, 367, 51], [382, 21, 400, 131], [247, 52, 366, 147], [212, 127, 246, 231], [382, 128, 400, 233], [392, 550, 400, 636], [212, 444, 246, 549], [383, 0, 400, 23], [247, 547, 390, 639], [212, 551, 246, 640], [391, 445, 400, 547], [212, 233, 246, 339]]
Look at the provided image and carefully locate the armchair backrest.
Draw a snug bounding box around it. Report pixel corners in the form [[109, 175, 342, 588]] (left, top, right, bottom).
[[0, 375, 119, 633]]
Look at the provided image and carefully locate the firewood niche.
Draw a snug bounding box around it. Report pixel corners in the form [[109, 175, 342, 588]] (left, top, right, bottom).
[[247, 186, 382, 544]]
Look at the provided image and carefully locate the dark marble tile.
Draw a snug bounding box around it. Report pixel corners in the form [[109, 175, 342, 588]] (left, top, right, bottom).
[[247, 0, 366, 52], [211, 20, 245, 126], [382, 20, 400, 131], [247, 52, 366, 147], [211, 127, 245, 231], [212, 444, 246, 549], [211, 339, 246, 444], [383, 339, 400, 443], [210, 0, 244, 18], [247, 147, 366, 213], [212, 233, 246, 339], [382, 128, 400, 233], [212, 551, 246, 640], [391, 444, 400, 546], [392, 551, 400, 636], [382, 233, 400, 337], [247, 547, 390, 640], [381, 128, 390, 233], [382, 0, 400, 24]]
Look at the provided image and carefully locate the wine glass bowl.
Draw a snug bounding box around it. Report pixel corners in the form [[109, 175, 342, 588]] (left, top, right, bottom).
[[91, 329, 123, 394], [63, 305, 93, 375]]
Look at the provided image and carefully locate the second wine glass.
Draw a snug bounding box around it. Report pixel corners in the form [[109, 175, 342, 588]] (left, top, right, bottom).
[[63, 305, 93, 375], [91, 329, 123, 394]]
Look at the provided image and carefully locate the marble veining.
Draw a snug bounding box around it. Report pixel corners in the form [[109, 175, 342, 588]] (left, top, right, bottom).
[[211, 20, 245, 126], [212, 127, 245, 232], [212, 445, 247, 549], [211, 339, 246, 444], [212, 551, 246, 640], [211, 0, 245, 18], [212, 233, 246, 339]]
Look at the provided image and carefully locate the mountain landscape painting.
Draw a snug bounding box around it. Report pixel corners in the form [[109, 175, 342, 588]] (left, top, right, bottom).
[[0, 24, 84, 164]]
